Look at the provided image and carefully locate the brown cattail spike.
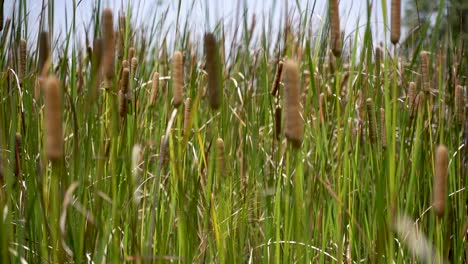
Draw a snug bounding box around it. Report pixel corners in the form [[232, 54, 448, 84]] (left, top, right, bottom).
[[420, 51, 430, 92], [38, 31, 50, 75], [274, 105, 282, 140], [408, 81, 417, 111], [15, 133, 22, 179], [184, 98, 192, 136], [19, 39, 27, 84], [172, 51, 184, 107], [131, 57, 138, 78], [283, 60, 303, 148], [271, 61, 283, 96], [102, 8, 115, 89], [44, 76, 63, 161], [92, 38, 103, 75], [329, 0, 341, 57], [380, 108, 387, 148], [216, 138, 225, 175], [391, 0, 401, 44], [150, 72, 159, 105], [415, 91, 425, 114], [455, 85, 465, 124], [366, 98, 377, 144], [119, 68, 130, 117], [204, 33, 222, 109], [128, 47, 135, 62], [433, 145, 448, 217]]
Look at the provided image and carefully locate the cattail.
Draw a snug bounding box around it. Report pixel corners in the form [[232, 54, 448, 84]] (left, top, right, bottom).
[[118, 15, 126, 59], [44, 76, 63, 161], [274, 105, 282, 140], [455, 85, 465, 124], [131, 56, 138, 78], [216, 138, 225, 175], [329, 0, 341, 57], [0, 0, 3, 31], [184, 98, 192, 136], [433, 145, 448, 217], [102, 8, 115, 89], [270, 60, 283, 96], [420, 51, 430, 92], [128, 47, 135, 62], [172, 51, 184, 107], [366, 98, 377, 144], [119, 68, 130, 117], [92, 38, 103, 75], [19, 39, 27, 84], [390, 0, 401, 44], [15, 133, 22, 179], [415, 91, 425, 114], [150, 71, 159, 105], [283, 60, 303, 148], [407, 81, 417, 111], [319, 93, 325, 124], [38, 31, 50, 75], [380, 108, 387, 148], [375, 45, 383, 73], [204, 33, 222, 109]]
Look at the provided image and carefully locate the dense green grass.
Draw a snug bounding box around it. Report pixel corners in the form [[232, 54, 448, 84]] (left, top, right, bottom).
[[0, 0, 466, 263]]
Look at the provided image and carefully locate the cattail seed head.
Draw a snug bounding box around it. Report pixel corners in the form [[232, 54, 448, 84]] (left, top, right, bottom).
[[19, 39, 27, 83], [391, 0, 401, 44], [184, 98, 192, 136], [455, 85, 465, 124], [38, 31, 50, 75], [329, 0, 341, 57], [216, 138, 225, 174], [380, 108, 387, 148], [119, 68, 130, 117], [131, 56, 138, 78], [128, 47, 135, 62], [283, 60, 303, 148], [420, 51, 430, 92], [15, 133, 22, 178], [271, 60, 283, 96], [415, 91, 425, 114], [102, 8, 115, 88], [366, 98, 377, 144], [204, 33, 222, 109], [274, 105, 282, 140], [92, 38, 103, 75], [172, 51, 183, 107], [44, 76, 63, 161], [408, 81, 417, 111], [150, 71, 159, 105], [433, 145, 448, 217]]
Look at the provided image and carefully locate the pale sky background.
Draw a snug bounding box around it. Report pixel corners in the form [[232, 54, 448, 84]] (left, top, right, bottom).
[[4, 0, 401, 53]]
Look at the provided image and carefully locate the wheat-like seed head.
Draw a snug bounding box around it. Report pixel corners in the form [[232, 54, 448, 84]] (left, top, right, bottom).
[[204, 33, 222, 110], [131, 57, 138, 78], [102, 8, 115, 88], [44, 76, 63, 161], [283, 60, 303, 148], [172, 51, 184, 107], [433, 145, 448, 217], [391, 0, 401, 44]]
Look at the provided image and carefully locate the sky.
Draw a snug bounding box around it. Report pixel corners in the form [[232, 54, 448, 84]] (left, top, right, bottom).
[[4, 0, 396, 51]]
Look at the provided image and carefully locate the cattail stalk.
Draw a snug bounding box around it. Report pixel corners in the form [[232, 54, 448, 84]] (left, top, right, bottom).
[[455, 85, 465, 124], [329, 0, 341, 57], [102, 8, 115, 89], [391, 0, 401, 44], [19, 39, 27, 84], [44, 76, 63, 161], [204, 33, 222, 109], [119, 68, 130, 117], [150, 72, 159, 105], [172, 51, 183, 107], [283, 60, 303, 148], [15, 133, 22, 179], [433, 145, 448, 217], [271, 60, 283, 96]]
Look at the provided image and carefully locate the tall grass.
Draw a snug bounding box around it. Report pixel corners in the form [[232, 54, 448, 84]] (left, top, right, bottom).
[[0, 0, 466, 263]]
